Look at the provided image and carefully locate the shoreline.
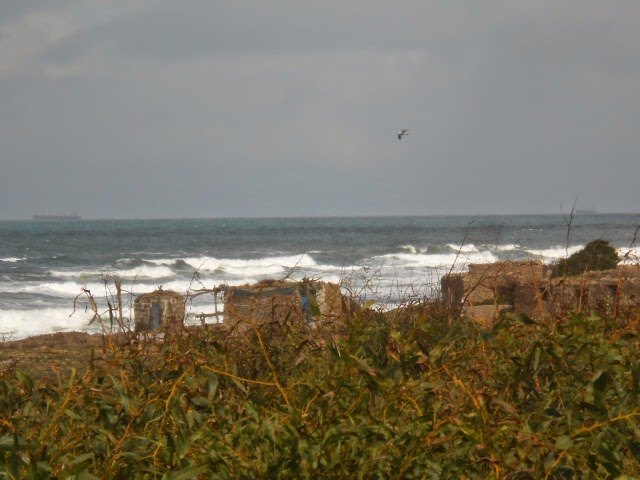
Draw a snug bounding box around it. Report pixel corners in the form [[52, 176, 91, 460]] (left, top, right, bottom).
[[0, 331, 116, 383]]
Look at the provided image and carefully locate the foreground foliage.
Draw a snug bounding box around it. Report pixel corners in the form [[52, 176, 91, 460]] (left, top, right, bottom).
[[1, 305, 640, 479]]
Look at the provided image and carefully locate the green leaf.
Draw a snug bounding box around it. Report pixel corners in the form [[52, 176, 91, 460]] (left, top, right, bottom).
[[64, 452, 94, 475], [65, 408, 82, 420], [547, 342, 564, 360], [491, 318, 509, 333], [591, 370, 612, 406], [176, 431, 191, 459], [347, 354, 377, 378], [543, 408, 563, 418], [492, 399, 517, 415], [531, 345, 542, 373], [512, 312, 537, 325], [77, 472, 101, 480], [16, 369, 34, 392], [308, 295, 321, 317], [36, 461, 52, 474], [362, 299, 376, 311], [429, 343, 446, 365], [168, 464, 209, 480], [457, 424, 475, 436], [555, 435, 573, 450], [0, 434, 25, 451], [480, 331, 497, 343], [109, 376, 131, 412], [190, 396, 210, 408], [207, 373, 218, 399], [632, 361, 640, 398], [593, 370, 610, 393]]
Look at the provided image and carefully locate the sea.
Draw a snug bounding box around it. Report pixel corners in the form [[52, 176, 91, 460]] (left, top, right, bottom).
[[1, 214, 639, 340]]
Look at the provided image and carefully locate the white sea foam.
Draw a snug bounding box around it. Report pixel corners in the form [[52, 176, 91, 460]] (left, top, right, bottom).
[[447, 243, 479, 253], [3, 281, 100, 297], [114, 264, 176, 279], [177, 268, 345, 292], [495, 244, 520, 252], [619, 247, 640, 263], [306, 263, 350, 273], [47, 269, 96, 279], [189, 254, 318, 275], [375, 250, 498, 269], [526, 245, 584, 260], [376, 252, 455, 268], [400, 245, 427, 254], [50, 264, 176, 280], [1, 279, 175, 304], [311, 272, 343, 284], [0, 308, 100, 340], [144, 254, 343, 281], [145, 258, 179, 266], [0, 257, 24, 263]]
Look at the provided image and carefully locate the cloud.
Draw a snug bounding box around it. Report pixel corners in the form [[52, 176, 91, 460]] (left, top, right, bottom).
[[0, 0, 639, 218]]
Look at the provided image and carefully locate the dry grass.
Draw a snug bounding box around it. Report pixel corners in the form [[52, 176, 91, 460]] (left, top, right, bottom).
[[0, 332, 104, 384], [1, 299, 640, 478]]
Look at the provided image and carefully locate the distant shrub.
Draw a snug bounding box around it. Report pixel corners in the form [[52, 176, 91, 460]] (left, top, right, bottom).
[[551, 239, 620, 278]]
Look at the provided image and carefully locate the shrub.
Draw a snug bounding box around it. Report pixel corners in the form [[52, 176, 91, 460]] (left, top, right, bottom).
[[551, 239, 620, 278], [2, 301, 640, 478]]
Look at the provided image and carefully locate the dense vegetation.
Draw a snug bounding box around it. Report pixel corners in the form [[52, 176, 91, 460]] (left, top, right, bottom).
[[551, 240, 620, 278], [1, 302, 640, 479]]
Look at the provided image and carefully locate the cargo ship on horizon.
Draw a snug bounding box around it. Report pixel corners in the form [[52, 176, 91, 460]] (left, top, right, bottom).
[[32, 211, 81, 221]]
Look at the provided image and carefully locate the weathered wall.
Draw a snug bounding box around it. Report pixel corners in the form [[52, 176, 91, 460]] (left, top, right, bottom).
[[313, 281, 343, 322], [223, 279, 343, 330], [442, 261, 640, 323], [134, 289, 185, 334], [442, 261, 545, 311], [545, 265, 640, 319]]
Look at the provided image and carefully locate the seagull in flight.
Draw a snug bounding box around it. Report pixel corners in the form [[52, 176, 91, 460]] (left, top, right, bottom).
[[397, 129, 409, 140]]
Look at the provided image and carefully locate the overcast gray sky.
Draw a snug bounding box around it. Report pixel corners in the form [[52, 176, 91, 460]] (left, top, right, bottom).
[[1, 1, 638, 219]]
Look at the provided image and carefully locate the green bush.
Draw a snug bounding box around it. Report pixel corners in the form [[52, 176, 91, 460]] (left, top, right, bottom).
[[552, 239, 620, 278]]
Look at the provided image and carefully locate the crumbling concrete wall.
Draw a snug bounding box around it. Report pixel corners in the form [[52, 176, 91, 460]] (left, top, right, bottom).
[[546, 265, 640, 319], [441, 261, 546, 321], [313, 281, 343, 321], [441, 261, 640, 324], [440, 273, 465, 308], [467, 261, 545, 312], [223, 279, 343, 329], [134, 289, 185, 335]]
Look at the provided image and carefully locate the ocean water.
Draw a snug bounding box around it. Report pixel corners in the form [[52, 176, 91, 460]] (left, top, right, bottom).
[[1, 214, 638, 340]]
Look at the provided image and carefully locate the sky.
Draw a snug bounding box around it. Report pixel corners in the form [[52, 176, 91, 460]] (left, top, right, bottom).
[[1, 1, 639, 219]]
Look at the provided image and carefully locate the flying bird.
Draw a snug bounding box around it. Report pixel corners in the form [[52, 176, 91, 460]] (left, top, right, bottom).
[[397, 129, 409, 140]]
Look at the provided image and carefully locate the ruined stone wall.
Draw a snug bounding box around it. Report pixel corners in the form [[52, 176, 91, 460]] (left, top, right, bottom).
[[443, 261, 544, 307], [440, 274, 464, 308], [223, 280, 343, 330], [134, 289, 185, 335], [546, 265, 640, 318], [442, 261, 640, 324], [314, 282, 343, 321], [466, 261, 544, 304], [224, 283, 303, 327]]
